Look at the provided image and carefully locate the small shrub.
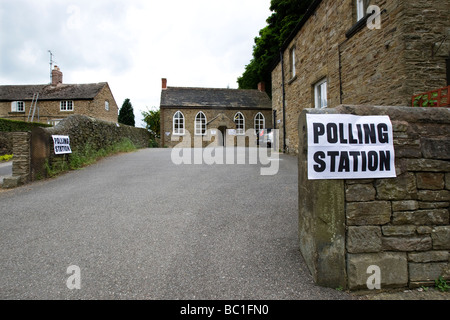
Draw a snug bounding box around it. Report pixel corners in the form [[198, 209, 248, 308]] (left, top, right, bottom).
[[0, 154, 13, 162], [148, 139, 159, 148], [435, 276, 450, 292], [44, 158, 69, 178]]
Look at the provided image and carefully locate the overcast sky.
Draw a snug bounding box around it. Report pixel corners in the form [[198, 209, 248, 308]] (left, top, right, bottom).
[[0, 0, 272, 127]]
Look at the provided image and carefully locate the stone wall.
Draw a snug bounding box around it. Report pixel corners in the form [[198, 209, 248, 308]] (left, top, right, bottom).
[[2, 132, 31, 188], [46, 115, 150, 151], [298, 105, 450, 291], [2, 115, 150, 188], [272, 0, 449, 155], [0, 119, 52, 156]]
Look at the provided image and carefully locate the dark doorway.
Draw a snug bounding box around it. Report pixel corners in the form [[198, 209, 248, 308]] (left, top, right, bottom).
[[218, 126, 227, 147]]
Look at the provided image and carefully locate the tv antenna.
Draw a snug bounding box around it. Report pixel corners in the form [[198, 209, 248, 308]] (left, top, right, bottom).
[[48, 50, 56, 84]]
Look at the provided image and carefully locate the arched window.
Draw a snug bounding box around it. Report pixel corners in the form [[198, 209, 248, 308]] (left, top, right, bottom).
[[195, 112, 207, 135], [254, 112, 265, 134], [234, 112, 245, 135], [173, 111, 185, 135]]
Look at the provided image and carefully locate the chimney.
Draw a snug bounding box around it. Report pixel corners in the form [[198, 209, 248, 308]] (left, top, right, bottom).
[[162, 78, 167, 90], [52, 66, 63, 86], [257, 81, 265, 92]]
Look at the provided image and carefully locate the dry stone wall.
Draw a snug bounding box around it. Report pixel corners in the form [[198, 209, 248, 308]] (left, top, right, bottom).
[[298, 105, 450, 291], [272, 0, 449, 155], [45, 115, 150, 151], [3, 115, 150, 188]]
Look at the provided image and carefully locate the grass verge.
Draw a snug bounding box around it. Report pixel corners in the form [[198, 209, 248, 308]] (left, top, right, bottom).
[[45, 138, 137, 177]]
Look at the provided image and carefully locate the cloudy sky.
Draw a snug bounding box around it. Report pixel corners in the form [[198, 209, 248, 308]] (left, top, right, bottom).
[[0, 0, 272, 127]]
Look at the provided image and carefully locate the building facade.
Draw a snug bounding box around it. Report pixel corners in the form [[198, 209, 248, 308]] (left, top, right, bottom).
[[0, 66, 119, 125], [160, 79, 273, 148], [272, 0, 450, 154]]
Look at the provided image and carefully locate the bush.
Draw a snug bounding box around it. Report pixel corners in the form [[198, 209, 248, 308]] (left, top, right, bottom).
[[0, 118, 52, 132], [148, 139, 159, 148], [0, 154, 13, 162]]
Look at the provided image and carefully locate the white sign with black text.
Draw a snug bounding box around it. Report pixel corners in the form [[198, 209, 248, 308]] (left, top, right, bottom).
[[52, 135, 72, 155], [307, 114, 396, 180]]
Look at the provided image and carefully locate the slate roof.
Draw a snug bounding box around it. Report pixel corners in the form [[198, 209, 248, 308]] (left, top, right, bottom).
[[160, 87, 271, 109], [0, 83, 107, 101]]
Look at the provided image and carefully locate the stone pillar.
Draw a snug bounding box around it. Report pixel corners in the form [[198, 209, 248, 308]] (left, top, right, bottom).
[[12, 132, 31, 180], [3, 132, 31, 188], [298, 108, 347, 289]]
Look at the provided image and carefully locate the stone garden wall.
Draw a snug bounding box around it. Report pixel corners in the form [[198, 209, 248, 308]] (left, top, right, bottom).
[[298, 105, 450, 291], [3, 115, 150, 188]]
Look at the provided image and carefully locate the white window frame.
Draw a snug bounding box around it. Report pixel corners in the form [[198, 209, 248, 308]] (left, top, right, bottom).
[[290, 47, 296, 79], [105, 100, 109, 111], [195, 111, 207, 136], [60, 100, 74, 111], [234, 112, 245, 135], [254, 112, 265, 135], [11, 101, 25, 112], [314, 78, 328, 109], [173, 111, 185, 135], [47, 119, 62, 126], [357, 0, 369, 21]]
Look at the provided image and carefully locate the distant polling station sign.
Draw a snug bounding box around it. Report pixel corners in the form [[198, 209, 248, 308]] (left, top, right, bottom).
[[306, 114, 396, 180], [52, 135, 72, 155]]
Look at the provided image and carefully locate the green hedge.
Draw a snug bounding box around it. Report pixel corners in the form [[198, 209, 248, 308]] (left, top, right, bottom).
[[0, 118, 52, 132]]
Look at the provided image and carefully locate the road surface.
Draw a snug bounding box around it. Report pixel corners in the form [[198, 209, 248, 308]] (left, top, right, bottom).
[[0, 148, 352, 300], [0, 161, 12, 186]]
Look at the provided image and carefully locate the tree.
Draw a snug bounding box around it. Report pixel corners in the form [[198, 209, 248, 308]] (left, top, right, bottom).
[[118, 98, 135, 127], [237, 0, 313, 96], [141, 108, 160, 139]]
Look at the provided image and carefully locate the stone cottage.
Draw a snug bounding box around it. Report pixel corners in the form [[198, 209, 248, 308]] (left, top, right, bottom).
[[160, 79, 273, 148], [0, 66, 119, 125], [271, 0, 450, 154]]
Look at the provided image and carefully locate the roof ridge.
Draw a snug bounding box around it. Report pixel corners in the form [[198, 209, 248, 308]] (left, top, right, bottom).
[[165, 86, 263, 92], [0, 82, 107, 101]]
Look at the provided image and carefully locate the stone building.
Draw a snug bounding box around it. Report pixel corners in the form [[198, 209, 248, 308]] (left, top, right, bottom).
[[271, 0, 450, 154], [0, 66, 119, 125], [160, 79, 272, 148]]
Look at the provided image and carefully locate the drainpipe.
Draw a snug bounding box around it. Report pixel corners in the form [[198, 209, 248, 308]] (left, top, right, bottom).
[[338, 42, 344, 105], [280, 51, 287, 153]]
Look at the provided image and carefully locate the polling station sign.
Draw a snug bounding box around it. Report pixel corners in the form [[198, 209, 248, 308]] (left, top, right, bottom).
[[52, 135, 72, 155], [306, 114, 396, 180]]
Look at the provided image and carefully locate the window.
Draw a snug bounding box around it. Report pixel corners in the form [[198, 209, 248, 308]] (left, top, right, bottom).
[[195, 111, 207, 136], [105, 101, 109, 111], [234, 112, 245, 135], [289, 47, 296, 79], [11, 101, 25, 112], [60, 101, 74, 111], [356, 0, 370, 21], [314, 79, 328, 109], [254, 112, 265, 134], [173, 111, 185, 135], [47, 119, 62, 126]]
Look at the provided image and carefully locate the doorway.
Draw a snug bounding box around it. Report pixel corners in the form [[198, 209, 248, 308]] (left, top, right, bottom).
[[218, 126, 227, 147]]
